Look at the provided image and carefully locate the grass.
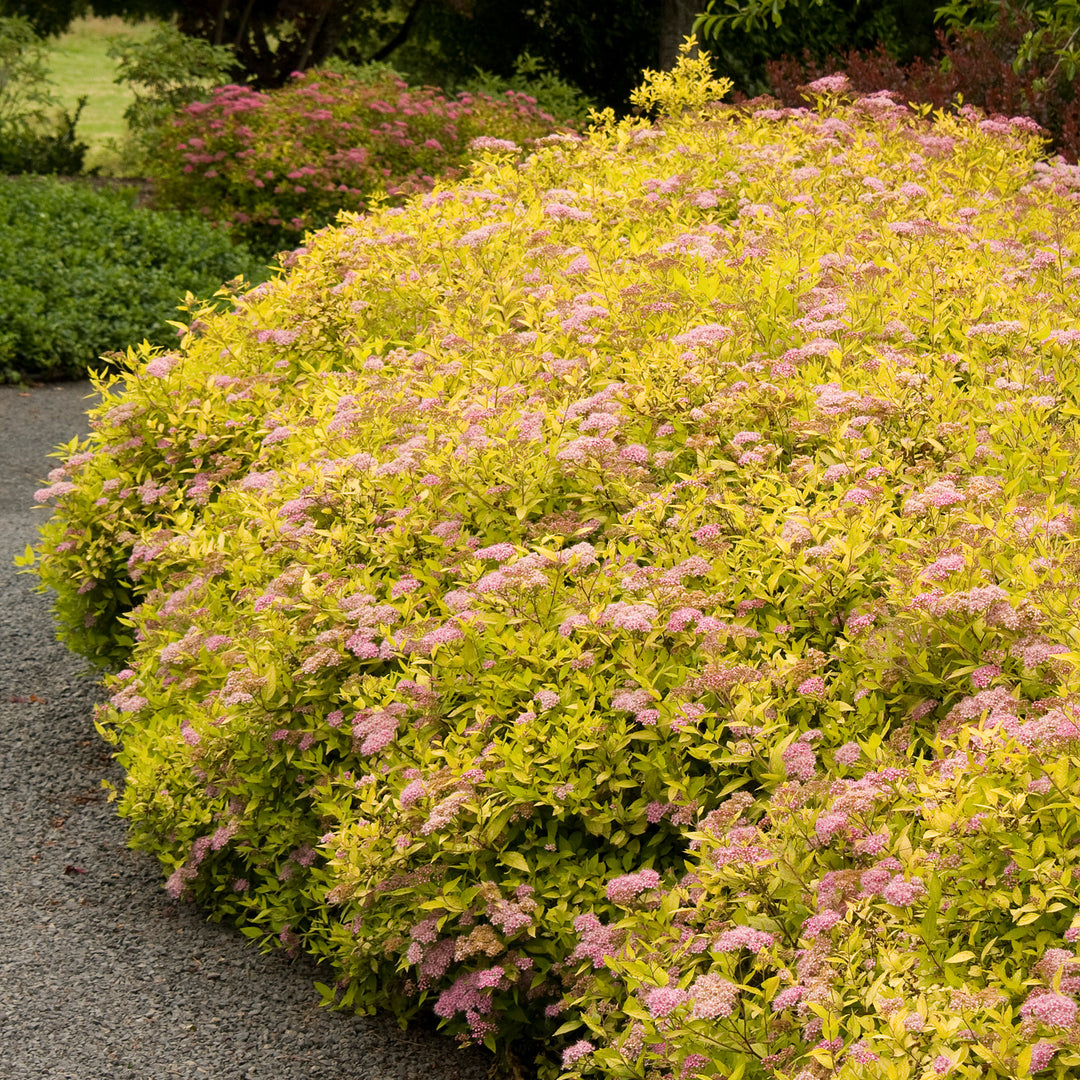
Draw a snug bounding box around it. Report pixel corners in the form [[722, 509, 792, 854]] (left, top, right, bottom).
[[46, 16, 161, 176]]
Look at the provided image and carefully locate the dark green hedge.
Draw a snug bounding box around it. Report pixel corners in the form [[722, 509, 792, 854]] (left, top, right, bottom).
[[0, 177, 266, 383]]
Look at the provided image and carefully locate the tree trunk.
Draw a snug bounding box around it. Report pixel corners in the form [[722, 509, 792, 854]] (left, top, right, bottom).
[[232, 0, 256, 48], [213, 0, 229, 46], [370, 0, 426, 64], [659, 0, 699, 69], [295, 1, 331, 71]]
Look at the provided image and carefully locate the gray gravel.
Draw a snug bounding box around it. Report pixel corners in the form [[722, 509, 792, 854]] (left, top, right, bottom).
[[0, 380, 496, 1080]]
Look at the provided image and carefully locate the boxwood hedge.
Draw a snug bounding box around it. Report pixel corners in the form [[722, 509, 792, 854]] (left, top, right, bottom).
[[0, 176, 263, 383]]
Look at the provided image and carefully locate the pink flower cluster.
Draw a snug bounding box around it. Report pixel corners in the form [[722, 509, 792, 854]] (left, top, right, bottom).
[[606, 869, 661, 904]]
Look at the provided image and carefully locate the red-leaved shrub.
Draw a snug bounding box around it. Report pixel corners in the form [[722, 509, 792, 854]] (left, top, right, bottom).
[[764, 14, 1080, 162], [149, 68, 572, 255]]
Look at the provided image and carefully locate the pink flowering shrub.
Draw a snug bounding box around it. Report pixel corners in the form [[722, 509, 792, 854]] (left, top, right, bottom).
[[561, 720, 1080, 1078], [148, 67, 570, 256], [28, 42, 1080, 1079]]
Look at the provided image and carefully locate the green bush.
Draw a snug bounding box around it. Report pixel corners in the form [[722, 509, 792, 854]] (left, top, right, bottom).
[[30, 45, 1080, 1079], [0, 95, 89, 175], [458, 53, 599, 127], [0, 177, 265, 383], [0, 14, 89, 175]]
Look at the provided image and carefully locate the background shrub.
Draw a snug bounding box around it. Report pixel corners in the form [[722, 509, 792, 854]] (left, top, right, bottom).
[[0, 95, 89, 174], [0, 14, 89, 174], [763, 12, 1080, 161], [30, 47, 1080, 1080], [0, 176, 263, 382], [693, 0, 941, 97], [146, 67, 574, 259], [105, 22, 236, 173], [455, 53, 599, 128]]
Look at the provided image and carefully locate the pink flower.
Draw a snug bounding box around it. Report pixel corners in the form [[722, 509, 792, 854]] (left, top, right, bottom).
[[806, 74, 850, 94], [571, 913, 623, 968], [562, 1040, 594, 1066], [390, 576, 420, 598], [846, 1041, 879, 1064], [813, 812, 849, 845], [474, 542, 516, 562], [771, 986, 804, 1011], [802, 909, 841, 938], [606, 869, 661, 904], [612, 689, 652, 712], [566, 254, 591, 275], [604, 602, 658, 632], [713, 926, 774, 953], [1022, 991, 1078, 1028], [470, 136, 519, 152], [689, 973, 739, 1019], [859, 868, 892, 896], [475, 966, 505, 989], [620, 443, 649, 463], [673, 323, 732, 346], [797, 676, 826, 697], [144, 355, 177, 378], [400, 779, 426, 807], [545, 202, 592, 221], [645, 986, 688, 1018], [731, 430, 761, 447], [457, 223, 506, 247], [971, 664, 1001, 688], [782, 741, 816, 781], [1030, 1042, 1058, 1071], [35, 482, 77, 503], [882, 875, 925, 906], [834, 741, 861, 765], [922, 554, 965, 581], [680, 1054, 710, 1079]]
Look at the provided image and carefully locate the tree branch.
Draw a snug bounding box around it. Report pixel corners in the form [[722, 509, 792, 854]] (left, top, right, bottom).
[[296, 0, 332, 71], [369, 0, 426, 63], [233, 0, 256, 48]]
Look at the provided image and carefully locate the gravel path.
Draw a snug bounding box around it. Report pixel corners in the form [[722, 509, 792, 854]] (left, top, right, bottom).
[[0, 380, 495, 1080]]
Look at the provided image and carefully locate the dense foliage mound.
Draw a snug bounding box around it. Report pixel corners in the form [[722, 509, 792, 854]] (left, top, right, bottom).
[[30, 48, 1080, 1080], [0, 177, 262, 383], [148, 67, 573, 257]]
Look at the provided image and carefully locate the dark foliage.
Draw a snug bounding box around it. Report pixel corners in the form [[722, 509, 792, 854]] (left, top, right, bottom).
[[0, 96, 89, 175], [765, 11, 1080, 161], [697, 0, 941, 98], [0, 177, 264, 382]]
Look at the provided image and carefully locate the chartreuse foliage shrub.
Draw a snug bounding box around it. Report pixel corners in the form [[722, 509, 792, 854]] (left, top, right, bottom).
[[147, 66, 572, 258], [29, 43, 1080, 1079], [0, 177, 262, 383]]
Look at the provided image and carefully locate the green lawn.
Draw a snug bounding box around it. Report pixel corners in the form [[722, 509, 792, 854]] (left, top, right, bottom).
[[46, 16, 161, 176]]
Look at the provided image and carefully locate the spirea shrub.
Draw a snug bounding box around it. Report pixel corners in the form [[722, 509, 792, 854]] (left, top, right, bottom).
[[29, 45, 1080, 1079], [148, 67, 571, 257], [0, 177, 262, 383]]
